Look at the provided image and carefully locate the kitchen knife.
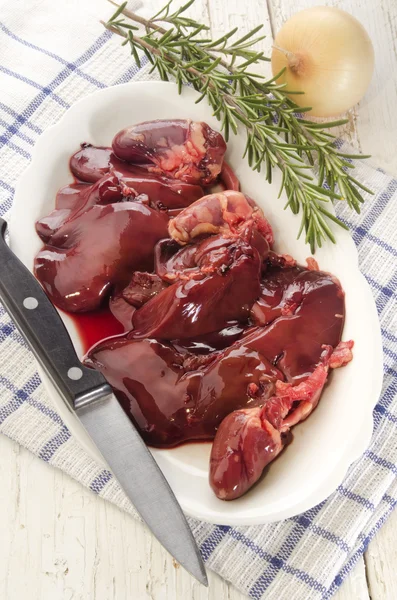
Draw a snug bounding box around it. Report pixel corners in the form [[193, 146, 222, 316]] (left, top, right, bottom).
[[0, 218, 207, 586]]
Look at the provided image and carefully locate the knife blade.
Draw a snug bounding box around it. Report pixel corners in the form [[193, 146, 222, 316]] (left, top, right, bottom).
[[0, 218, 207, 586]]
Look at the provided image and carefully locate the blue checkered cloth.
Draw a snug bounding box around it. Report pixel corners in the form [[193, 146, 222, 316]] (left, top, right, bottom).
[[0, 1, 396, 598]]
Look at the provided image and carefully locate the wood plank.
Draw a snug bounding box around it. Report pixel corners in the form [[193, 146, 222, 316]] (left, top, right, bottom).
[[365, 507, 397, 600], [334, 557, 371, 600], [1, 1, 396, 600], [0, 429, 380, 600], [205, 0, 274, 60], [0, 431, 374, 600], [0, 434, 246, 599]]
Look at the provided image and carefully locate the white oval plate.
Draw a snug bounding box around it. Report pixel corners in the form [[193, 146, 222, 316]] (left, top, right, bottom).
[[10, 82, 383, 525]]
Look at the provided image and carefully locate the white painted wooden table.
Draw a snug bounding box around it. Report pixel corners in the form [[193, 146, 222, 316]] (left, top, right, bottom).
[[1, 0, 397, 598]]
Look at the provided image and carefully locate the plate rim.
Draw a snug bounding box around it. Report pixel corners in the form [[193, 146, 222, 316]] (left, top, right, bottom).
[[9, 80, 384, 525]]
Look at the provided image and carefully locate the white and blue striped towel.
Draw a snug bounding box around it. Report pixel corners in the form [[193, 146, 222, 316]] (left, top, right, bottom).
[[0, 1, 396, 598]]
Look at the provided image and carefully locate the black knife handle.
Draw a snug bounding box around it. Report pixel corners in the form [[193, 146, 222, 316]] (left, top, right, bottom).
[[0, 219, 111, 408]]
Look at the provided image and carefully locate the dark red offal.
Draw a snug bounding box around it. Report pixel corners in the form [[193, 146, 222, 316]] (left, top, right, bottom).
[[33, 119, 353, 501]]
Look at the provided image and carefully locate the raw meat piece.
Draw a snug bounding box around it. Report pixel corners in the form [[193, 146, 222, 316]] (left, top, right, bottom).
[[34, 203, 168, 312], [209, 343, 353, 500], [169, 191, 274, 246], [112, 119, 226, 185]]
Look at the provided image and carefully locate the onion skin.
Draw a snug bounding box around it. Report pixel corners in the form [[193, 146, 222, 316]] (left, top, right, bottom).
[[271, 6, 374, 117]]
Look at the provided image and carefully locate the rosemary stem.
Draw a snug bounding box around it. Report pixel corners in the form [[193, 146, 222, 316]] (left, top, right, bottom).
[[106, 0, 253, 78], [104, 20, 211, 85], [107, 0, 166, 33]]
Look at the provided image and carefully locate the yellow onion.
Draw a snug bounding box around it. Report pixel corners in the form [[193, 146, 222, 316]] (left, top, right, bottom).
[[271, 6, 374, 117]]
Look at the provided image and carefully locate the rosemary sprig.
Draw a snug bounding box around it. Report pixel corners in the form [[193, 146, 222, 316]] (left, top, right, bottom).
[[102, 0, 373, 252]]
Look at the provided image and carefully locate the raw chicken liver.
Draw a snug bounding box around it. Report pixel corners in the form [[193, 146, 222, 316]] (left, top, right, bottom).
[[34, 119, 353, 500]]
